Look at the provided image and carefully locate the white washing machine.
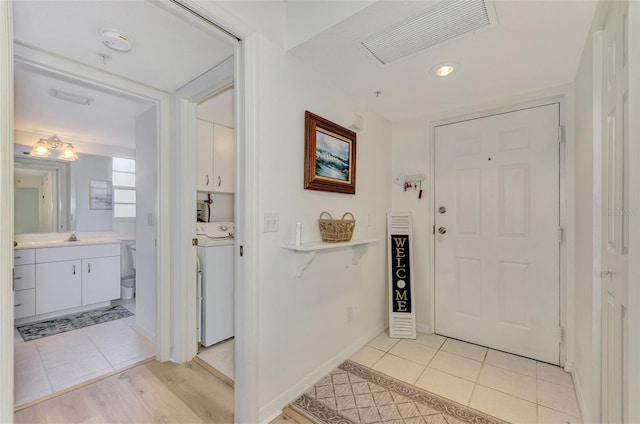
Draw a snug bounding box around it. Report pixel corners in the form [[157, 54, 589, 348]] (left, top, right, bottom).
[[196, 222, 235, 347]]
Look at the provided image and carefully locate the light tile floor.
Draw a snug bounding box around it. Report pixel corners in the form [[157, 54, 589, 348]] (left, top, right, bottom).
[[350, 331, 582, 424], [198, 337, 235, 381], [14, 301, 154, 407]]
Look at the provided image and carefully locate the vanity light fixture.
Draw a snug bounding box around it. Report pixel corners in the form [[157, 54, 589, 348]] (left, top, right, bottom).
[[30, 136, 79, 161], [431, 62, 457, 78]]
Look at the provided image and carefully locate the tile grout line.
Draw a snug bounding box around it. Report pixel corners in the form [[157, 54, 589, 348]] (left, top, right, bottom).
[[82, 325, 118, 371], [361, 333, 581, 423], [469, 355, 489, 407], [32, 340, 55, 397]]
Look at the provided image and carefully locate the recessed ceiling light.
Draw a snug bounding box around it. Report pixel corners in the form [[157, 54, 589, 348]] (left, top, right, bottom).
[[431, 63, 457, 78], [101, 29, 132, 52]]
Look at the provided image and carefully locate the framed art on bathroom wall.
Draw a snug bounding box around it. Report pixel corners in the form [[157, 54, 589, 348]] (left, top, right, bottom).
[[304, 111, 357, 194], [89, 180, 113, 210]]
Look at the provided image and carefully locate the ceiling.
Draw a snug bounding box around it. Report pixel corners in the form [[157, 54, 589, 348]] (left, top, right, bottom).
[[12, 0, 235, 149], [289, 0, 598, 121], [11, 0, 599, 143], [198, 88, 235, 129], [14, 62, 151, 149]]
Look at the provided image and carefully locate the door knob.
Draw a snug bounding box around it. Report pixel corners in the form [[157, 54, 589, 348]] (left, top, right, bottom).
[[438, 227, 447, 234]]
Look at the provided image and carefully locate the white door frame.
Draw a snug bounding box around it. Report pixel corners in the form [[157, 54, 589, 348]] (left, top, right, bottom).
[[0, 0, 15, 420], [625, 3, 640, 421], [429, 96, 569, 365], [11, 45, 173, 360], [1, 3, 174, 420], [173, 58, 235, 364], [166, 1, 260, 421]]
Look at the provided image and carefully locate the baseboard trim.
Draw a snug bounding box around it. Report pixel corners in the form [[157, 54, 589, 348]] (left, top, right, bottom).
[[259, 322, 385, 423], [563, 360, 575, 373], [192, 356, 234, 388], [282, 405, 314, 424], [569, 365, 588, 423], [417, 323, 433, 334]]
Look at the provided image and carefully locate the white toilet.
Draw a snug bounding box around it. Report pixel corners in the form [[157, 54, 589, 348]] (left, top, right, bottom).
[[128, 244, 137, 273], [121, 244, 136, 299]]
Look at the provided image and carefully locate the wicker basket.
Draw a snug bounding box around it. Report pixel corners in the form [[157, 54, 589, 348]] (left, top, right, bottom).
[[318, 211, 355, 243]]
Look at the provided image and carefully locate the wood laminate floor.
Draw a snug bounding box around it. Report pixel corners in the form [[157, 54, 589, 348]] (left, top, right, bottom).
[[14, 360, 235, 424]]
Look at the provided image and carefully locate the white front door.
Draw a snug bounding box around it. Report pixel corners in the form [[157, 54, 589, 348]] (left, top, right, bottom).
[[434, 104, 561, 364], [600, 1, 629, 422]]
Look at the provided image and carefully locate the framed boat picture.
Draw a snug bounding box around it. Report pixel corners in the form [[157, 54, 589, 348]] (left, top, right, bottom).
[[304, 111, 357, 194]]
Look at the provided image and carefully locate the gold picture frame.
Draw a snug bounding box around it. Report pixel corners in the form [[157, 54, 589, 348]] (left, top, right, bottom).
[[304, 111, 357, 194]]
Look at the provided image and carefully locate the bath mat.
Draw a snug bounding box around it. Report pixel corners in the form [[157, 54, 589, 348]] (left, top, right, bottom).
[[17, 305, 134, 341], [287, 360, 507, 424]]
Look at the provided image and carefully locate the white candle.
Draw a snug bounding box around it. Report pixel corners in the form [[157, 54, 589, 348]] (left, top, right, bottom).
[[295, 222, 302, 245]]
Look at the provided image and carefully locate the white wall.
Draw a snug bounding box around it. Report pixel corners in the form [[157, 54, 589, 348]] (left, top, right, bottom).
[[135, 107, 157, 341], [72, 154, 113, 232], [391, 118, 432, 332], [197, 191, 234, 222], [571, 28, 599, 422], [254, 34, 392, 420]]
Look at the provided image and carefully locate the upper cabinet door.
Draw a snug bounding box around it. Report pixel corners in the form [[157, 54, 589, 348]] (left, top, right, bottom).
[[212, 124, 235, 194], [196, 119, 214, 191]]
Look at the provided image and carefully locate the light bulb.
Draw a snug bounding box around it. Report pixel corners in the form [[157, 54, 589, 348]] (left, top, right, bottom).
[[436, 65, 454, 76]]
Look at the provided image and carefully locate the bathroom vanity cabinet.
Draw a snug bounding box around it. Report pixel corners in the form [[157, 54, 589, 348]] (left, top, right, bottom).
[[13, 249, 36, 319], [14, 243, 121, 319]]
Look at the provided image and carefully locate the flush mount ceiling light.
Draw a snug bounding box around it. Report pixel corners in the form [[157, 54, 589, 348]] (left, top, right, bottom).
[[30, 136, 79, 161], [431, 63, 457, 77], [362, 0, 496, 65], [101, 29, 132, 52], [49, 88, 94, 106]]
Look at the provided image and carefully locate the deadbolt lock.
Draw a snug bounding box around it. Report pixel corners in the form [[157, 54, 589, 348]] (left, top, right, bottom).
[[438, 227, 447, 234], [439, 206, 446, 214]]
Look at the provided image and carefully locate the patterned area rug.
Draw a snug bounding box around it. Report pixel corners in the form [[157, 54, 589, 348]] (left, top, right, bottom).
[[17, 305, 134, 341], [288, 360, 507, 424]]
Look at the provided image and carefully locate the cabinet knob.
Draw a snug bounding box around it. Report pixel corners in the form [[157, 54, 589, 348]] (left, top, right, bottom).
[[88, 263, 91, 273], [73, 265, 76, 275]]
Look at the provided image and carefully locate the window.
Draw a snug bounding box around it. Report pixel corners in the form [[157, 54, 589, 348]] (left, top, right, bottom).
[[112, 157, 136, 218]]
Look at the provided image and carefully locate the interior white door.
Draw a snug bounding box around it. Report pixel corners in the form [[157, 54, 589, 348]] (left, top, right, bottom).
[[601, 1, 629, 422], [435, 104, 560, 364]]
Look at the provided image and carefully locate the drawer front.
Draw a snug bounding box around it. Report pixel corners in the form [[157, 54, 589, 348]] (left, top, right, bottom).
[[14, 289, 35, 319], [14, 249, 35, 266], [36, 243, 121, 263], [14, 265, 35, 291]]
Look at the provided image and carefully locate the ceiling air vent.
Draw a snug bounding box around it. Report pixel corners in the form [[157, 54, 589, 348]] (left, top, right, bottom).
[[361, 0, 496, 65]]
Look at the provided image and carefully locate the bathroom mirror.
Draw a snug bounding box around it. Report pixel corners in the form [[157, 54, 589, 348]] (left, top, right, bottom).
[[14, 146, 116, 234], [14, 152, 70, 234]]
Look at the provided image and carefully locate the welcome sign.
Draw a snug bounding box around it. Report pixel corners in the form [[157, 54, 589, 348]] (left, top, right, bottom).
[[387, 213, 416, 339], [390, 234, 411, 313]]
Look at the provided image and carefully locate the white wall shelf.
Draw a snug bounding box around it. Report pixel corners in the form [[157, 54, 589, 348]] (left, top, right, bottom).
[[282, 238, 378, 277]]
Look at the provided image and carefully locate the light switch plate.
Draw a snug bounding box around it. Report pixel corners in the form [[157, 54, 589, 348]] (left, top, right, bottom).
[[264, 212, 279, 233]]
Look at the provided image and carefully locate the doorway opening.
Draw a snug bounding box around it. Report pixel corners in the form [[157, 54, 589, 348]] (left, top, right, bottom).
[[193, 86, 237, 385], [10, 0, 240, 411]]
